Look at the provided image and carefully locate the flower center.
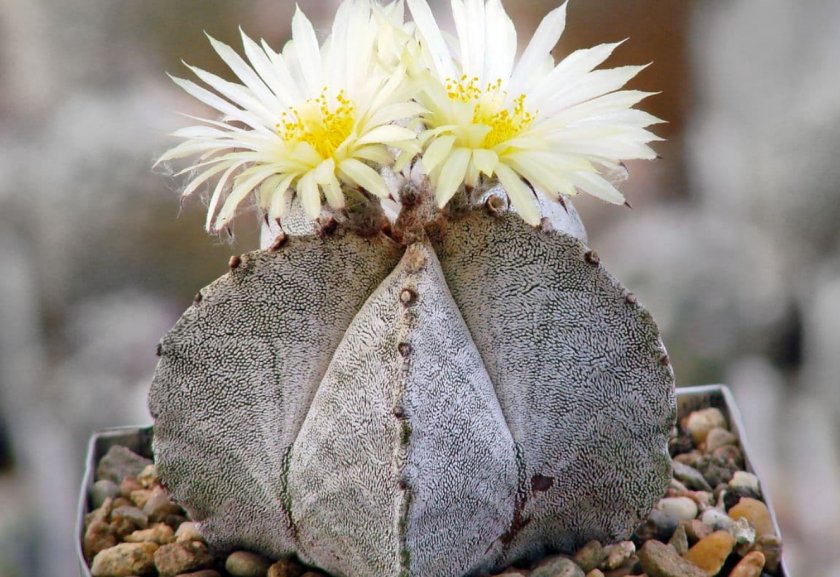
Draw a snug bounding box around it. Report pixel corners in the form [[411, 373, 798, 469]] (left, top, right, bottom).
[[445, 76, 535, 149], [279, 89, 355, 159]]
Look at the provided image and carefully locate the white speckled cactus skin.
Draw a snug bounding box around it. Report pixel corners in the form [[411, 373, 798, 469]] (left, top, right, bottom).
[[149, 193, 675, 577]]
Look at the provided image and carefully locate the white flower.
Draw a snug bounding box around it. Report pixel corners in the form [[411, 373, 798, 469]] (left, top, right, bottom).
[[158, 0, 423, 232], [407, 0, 664, 225]]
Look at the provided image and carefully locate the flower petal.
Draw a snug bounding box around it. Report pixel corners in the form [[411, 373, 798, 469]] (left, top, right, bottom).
[[339, 158, 390, 198], [495, 162, 540, 225], [434, 147, 471, 206]]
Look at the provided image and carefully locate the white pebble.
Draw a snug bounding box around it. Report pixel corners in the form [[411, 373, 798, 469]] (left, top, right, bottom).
[[656, 496, 698, 521], [729, 471, 760, 493], [701, 507, 734, 531]]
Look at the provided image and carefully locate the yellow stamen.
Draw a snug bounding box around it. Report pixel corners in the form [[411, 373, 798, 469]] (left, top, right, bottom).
[[278, 88, 356, 159], [444, 78, 535, 149]]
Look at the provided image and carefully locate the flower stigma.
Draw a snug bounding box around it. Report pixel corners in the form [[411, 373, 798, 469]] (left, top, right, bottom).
[[279, 88, 356, 159]]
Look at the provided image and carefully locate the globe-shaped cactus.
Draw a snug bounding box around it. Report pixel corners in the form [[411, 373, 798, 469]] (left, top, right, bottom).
[[149, 190, 674, 577], [151, 2, 674, 576]]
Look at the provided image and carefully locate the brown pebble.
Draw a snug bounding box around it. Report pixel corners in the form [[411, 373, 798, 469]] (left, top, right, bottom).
[[154, 541, 214, 577], [137, 464, 158, 487], [751, 534, 782, 573], [268, 558, 305, 577], [603, 541, 635, 570], [175, 521, 205, 543], [130, 489, 152, 509], [573, 540, 607, 573], [124, 522, 175, 545], [143, 486, 183, 523], [729, 551, 765, 577], [668, 523, 689, 555], [83, 520, 117, 562], [176, 571, 221, 577], [683, 530, 735, 576], [638, 540, 705, 577], [120, 476, 143, 498], [585, 570, 605, 577], [90, 542, 159, 577], [684, 519, 713, 543], [703, 427, 738, 452], [728, 497, 774, 538], [112, 497, 133, 509], [711, 444, 744, 471], [226, 550, 272, 577]]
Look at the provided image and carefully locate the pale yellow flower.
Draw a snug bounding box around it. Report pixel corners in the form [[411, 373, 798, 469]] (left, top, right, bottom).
[[407, 0, 663, 225], [158, 0, 422, 232]]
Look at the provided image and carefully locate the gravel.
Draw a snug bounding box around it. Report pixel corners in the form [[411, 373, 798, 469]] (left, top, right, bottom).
[[82, 402, 784, 577]]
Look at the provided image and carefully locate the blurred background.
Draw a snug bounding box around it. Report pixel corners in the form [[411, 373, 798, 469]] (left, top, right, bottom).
[[0, 0, 838, 575]]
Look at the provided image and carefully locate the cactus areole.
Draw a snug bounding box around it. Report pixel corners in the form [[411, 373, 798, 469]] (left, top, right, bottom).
[[148, 186, 676, 577]]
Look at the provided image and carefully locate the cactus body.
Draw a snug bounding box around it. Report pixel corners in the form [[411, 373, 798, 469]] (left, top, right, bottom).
[[149, 207, 675, 577]]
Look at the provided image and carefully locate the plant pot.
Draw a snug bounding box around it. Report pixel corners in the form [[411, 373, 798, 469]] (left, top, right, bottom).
[[77, 385, 789, 577]]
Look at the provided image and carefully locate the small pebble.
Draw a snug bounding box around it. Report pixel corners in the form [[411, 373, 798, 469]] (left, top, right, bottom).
[[175, 521, 205, 543], [671, 462, 712, 492], [669, 433, 694, 456], [684, 519, 713, 543], [751, 534, 782, 573], [668, 523, 689, 555], [91, 479, 121, 509], [120, 476, 144, 498], [143, 486, 184, 523], [699, 509, 733, 532], [226, 550, 273, 577], [685, 408, 727, 445], [154, 541, 214, 577], [673, 450, 704, 469], [175, 571, 221, 577], [728, 471, 760, 495], [112, 496, 133, 509], [585, 570, 605, 577], [656, 497, 698, 522], [698, 460, 734, 487], [731, 517, 756, 547], [635, 508, 679, 542], [682, 530, 735, 576], [703, 427, 737, 452], [573, 540, 607, 573], [729, 551, 765, 577], [638, 540, 705, 577], [96, 445, 153, 484], [530, 554, 585, 577], [711, 444, 744, 471], [728, 497, 774, 538], [124, 522, 175, 545], [83, 520, 117, 562], [602, 541, 635, 570], [130, 489, 153, 509], [90, 542, 158, 577], [137, 464, 159, 488], [723, 486, 762, 510], [111, 505, 150, 538], [267, 557, 305, 577]]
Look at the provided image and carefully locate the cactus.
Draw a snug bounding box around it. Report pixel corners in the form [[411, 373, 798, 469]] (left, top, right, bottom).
[[150, 1, 674, 575], [149, 189, 675, 577]]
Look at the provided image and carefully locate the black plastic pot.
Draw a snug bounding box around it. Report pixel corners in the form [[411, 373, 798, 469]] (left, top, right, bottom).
[[77, 385, 789, 577]]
